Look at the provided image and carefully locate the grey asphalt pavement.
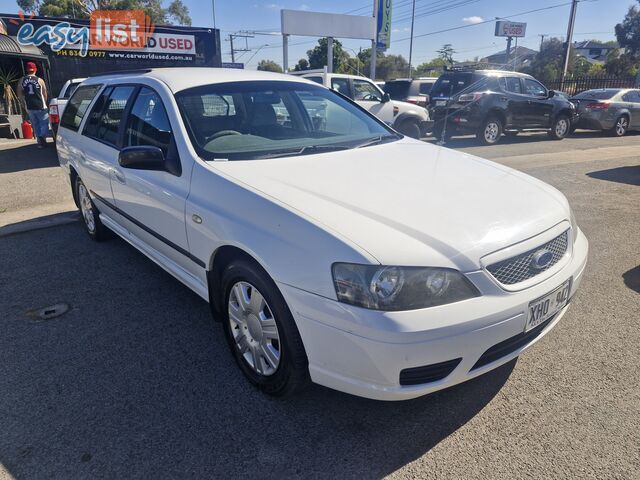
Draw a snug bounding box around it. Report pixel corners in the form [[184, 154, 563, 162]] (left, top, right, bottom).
[[0, 132, 638, 479]]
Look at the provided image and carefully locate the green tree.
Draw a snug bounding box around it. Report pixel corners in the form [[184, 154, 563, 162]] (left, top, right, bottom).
[[615, 0, 640, 56], [257, 59, 283, 73], [605, 49, 639, 77], [293, 58, 309, 72], [306, 38, 350, 71], [16, 0, 192, 25], [437, 44, 456, 64], [521, 38, 574, 83], [414, 57, 447, 77]]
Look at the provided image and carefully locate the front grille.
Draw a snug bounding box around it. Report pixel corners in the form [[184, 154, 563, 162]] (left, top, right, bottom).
[[399, 358, 461, 386], [470, 314, 557, 371], [486, 230, 569, 285]]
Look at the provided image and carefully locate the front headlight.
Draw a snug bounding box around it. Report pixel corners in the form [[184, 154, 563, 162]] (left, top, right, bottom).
[[569, 207, 579, 244], [332, 263, 480, 311]]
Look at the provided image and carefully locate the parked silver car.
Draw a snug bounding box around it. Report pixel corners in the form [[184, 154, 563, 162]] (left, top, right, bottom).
[[571, 88, 640, 136]]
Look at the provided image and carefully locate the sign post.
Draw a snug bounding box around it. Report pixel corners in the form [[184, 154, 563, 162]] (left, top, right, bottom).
[[495, 21, 526, 70]]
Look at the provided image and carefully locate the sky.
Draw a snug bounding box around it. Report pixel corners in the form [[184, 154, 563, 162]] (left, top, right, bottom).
[[0, 0, 634, 69]]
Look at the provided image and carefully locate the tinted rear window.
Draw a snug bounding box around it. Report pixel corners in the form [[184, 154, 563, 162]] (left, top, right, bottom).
[[60, 84, 102, 131], [418, 82, 434, 95], [383, 81, 411, 100], [573, 89, 619, 100], [430, 73, 482, 97]]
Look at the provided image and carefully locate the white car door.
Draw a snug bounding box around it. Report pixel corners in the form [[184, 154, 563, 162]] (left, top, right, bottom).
[[109, 85, 199, 276], [77, 85, 134, 206], [352, 78, 396, 126]]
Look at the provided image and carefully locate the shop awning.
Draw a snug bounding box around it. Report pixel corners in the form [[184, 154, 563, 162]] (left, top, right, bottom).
[[0, 34, 48, 60]]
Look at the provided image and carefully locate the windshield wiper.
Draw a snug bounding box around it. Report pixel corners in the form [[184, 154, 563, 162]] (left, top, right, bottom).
[[256, 144, 351, 159], [354, 134, 399, 149]]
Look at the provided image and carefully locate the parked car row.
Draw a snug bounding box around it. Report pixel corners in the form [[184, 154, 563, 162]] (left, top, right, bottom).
[[426, 68, 640, 145], [55, 68, 588, 401]]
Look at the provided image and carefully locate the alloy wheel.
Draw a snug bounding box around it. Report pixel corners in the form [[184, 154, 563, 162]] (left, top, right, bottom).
[[78, 183, 96, 233], [228, 281, 281, 376], [555, 118, 569, 137], [484, 122, 500, 143], [616, 117, 628, 136]]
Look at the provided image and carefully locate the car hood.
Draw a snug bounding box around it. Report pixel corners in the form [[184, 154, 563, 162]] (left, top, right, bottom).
[[210, 140, 569, 270]]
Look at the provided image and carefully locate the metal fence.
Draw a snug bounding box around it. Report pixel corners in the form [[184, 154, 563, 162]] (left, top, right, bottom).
[[547, 76, 637, 95]]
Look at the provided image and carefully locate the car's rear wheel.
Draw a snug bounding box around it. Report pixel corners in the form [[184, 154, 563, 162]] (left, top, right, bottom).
[[609, 115, 629, 137], [548, 115, 570, 140], [75, 177, 110, 241], [221, 259, 309, 397], [397, 119, 421, 139], [477, 116, 503, 145]]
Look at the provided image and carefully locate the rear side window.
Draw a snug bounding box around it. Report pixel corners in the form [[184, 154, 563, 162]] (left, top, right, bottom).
[[430, 73, 480, 97], [60, 84, 102, 131], [622, 91, 640, 102], [125, 88, 172, 155], [384, 81, 411, 100], [85, 86, 135, 147], [61, 82, 82, 99], [499, 77, 523, 94], [331, 78, 350, 97]]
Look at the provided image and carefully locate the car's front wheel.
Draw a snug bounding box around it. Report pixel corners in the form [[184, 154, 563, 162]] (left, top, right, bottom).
[[548, 115, 570, 140], [397, 118, 422, 139], [75, 177, 110, 241], [477, 116, 503, 145], [221, 259, 310, 397]]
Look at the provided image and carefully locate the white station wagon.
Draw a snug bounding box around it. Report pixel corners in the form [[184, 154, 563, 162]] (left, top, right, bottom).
[[56, 68, 588, 401]]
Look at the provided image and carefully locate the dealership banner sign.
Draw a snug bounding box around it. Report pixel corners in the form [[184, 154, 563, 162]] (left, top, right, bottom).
[[494, 21, 527, 38], [13, 9, 195, 60], [376, 0, 392, 50]]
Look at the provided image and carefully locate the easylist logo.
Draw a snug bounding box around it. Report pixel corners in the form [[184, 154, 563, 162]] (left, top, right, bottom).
[[89, 10, 155, 49]]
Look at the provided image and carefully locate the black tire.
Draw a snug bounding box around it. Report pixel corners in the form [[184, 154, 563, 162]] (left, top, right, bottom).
[[75, 177, 110, 241], [221, 259, 310, 397], [609, 115, 629, 137], [397, 119, 422, 139], [548, 114, 570, 140], [477, 116, 503, 145]]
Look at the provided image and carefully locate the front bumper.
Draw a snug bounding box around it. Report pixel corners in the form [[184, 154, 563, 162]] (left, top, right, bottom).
[[279, 229, 588, 401]]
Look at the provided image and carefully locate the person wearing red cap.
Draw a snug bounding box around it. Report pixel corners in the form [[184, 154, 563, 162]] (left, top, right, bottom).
[[17, 62, 50, 148]]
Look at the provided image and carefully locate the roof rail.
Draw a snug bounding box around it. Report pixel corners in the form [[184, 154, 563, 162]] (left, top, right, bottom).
[[89, 68, 154, 78]]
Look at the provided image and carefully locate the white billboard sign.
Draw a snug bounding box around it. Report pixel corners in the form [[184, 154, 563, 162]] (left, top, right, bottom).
[[281, 10, 375, 40], [495, 21, 527, 38]]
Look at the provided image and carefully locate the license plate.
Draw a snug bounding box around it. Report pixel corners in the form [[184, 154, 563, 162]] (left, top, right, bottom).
[[435, 100, 446, 107], [525, 278, 572, 332]]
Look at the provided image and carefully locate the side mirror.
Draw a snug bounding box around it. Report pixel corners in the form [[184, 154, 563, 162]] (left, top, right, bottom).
[[382, 92, 391, 103], [119, 146, 166, 171], [547, 90, 555, 99]]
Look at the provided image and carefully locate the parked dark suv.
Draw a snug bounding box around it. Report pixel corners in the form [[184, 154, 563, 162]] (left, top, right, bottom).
[[429, 69, 576, 145], [384, 78, 439, 107]]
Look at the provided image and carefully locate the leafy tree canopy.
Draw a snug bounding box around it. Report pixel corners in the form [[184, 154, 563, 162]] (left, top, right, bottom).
[[16, 0, 192, 25], [257, 59, 283, 73], [615, 0, 640, 56]]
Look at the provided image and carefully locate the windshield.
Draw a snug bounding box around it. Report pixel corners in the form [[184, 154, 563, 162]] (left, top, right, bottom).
[[383, 81, 411, 100], [176, 81, 397, 160], [430, 72, 481, 98], [573, 89, 619, 100]]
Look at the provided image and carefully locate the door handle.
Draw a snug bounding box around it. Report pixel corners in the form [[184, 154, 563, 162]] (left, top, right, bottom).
[[112, 169, 126, 184]]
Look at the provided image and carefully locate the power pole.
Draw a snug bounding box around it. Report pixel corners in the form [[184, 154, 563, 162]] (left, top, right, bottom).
[[561, 0, 579, 86], [538, 34, 547, 51], [228, 32, 253, 64], [371, 0, 378, 80], [408, 0, 416, 77], [504, 36, 513, 67]]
